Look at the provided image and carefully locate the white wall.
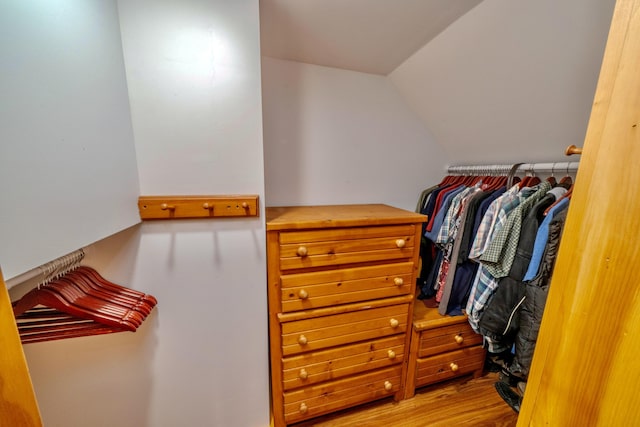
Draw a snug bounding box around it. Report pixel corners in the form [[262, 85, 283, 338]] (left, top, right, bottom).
[[390, 0, 616, 164], [262, 57, 450, 211], [0, 0, 140, 280], [19, 1, 270, 426]]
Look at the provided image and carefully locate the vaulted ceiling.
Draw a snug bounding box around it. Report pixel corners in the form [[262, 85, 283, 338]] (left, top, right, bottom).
[[259, 0, 483, 75]]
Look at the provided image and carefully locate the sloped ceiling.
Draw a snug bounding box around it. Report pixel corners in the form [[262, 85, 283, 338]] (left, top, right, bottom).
[[389, 0, 617, 163], [259, 0, 483, 75], [259, 0, 617, 164]]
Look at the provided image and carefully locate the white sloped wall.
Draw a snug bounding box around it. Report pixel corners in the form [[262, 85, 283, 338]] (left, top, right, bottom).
[[390, 0, 616, 164], [0, 0, 140, 280]]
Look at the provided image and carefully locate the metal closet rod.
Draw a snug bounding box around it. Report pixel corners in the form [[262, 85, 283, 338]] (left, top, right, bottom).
[[446, 162, 579, 176], [5, 248, 85, 290]]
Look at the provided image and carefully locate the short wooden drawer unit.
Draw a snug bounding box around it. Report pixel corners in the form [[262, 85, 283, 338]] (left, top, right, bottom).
[[267, 205, 426, 426], [404, 299, 486, 399]]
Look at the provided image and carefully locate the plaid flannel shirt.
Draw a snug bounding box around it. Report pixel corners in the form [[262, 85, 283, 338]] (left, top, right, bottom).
[[466, 186, 527, 334], [480, 182, 552, 278], [468, 185, 520, 260], [435, 185, 478, 245]]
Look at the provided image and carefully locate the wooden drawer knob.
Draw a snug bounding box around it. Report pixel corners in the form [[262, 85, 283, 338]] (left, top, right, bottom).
[[298, 289, 309, 300], [454, 334, 464, 344], [299, 403, 308, 414], [298, 335, 308, 345], [389, 318, 399, 328], [296, 246, 308, 257], [450, 362, 459, 372], [384, 380, 393, 391], [299, 368, 308, 380], [395, 239, 406, 248], [393, 277, 404, 286], [387, 349, 396, 360]]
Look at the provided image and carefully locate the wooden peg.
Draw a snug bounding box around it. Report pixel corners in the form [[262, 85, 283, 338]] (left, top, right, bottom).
[[565, 145, 583, 156]]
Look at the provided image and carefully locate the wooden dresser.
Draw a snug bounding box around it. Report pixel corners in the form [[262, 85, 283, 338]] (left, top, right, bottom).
[[266, 204, 426, 426], [404, 299, 485, 399]]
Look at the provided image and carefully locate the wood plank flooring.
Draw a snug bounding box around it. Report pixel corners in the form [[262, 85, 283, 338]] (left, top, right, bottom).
[[293, 372, 519, 427]]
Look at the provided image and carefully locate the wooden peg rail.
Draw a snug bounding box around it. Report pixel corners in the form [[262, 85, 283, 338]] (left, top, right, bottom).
[[138, 195, 259, 220]]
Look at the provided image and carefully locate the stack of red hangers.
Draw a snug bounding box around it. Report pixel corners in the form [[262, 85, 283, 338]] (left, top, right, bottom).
[[12, 266, 157, 344]]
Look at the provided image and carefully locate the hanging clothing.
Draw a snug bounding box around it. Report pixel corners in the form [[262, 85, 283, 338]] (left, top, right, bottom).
[[420, 182, 472, 299], [434, 186, 482, 302], [467, 182, 552, 352], [477, 187, 566, 344], [437, 190, 488, 313], [479, 182, 552, 279], [506, 208, 569, 380], [416, 183, 459, 296], [466, 185, 526, 333], [509, 186, 567, 279], [424, 185, 467, 242], [468, 185, 521, 261], [523, 198, 570, 281], [445, 187, 505, 315], [414, 167, 573, 389]]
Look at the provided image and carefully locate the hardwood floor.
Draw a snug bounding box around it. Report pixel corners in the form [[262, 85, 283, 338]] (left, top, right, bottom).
[[293, 372, 519, 427]]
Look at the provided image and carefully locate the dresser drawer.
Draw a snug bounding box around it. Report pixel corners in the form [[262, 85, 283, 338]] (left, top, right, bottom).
[[278, 225, 416, 271], [418, 320, 483, 358], [415, 346, 486, 387], [281, 303, 409, 356], [283, 365, 402, 424], [282, 335, 405, 391], [280, 262, 414, 312]]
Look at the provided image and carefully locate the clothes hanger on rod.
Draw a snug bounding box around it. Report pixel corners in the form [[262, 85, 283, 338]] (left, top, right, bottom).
[[543, 164, 574, 215], [520, 165, 541, 188], [15, 308, 128, 344], [546, 163, 558, 186], [559, 162, 573, 187], [507, 163, 524, 188], [65, 268, 155, 316], [13, 281, 141, 331], [12, 263, 157, 344]]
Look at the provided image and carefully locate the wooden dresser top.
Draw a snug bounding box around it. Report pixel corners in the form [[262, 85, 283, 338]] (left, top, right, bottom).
[[266, 204, 427, 231], [412, 298, 470, 331]]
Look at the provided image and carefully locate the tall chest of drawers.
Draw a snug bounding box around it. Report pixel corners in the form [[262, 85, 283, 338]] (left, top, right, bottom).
[[266, 204, 426, 426]]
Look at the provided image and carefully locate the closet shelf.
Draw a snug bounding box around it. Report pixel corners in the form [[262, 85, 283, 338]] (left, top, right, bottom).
[[138, 195, 259, 220]]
